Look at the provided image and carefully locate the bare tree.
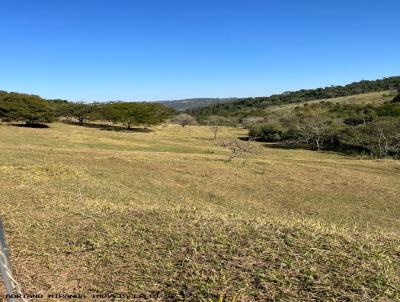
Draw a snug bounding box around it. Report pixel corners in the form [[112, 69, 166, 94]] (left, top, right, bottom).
[[295, 111, 334, 150], [171, 114, 197, 127], [219, 139, 260, 163], [206, 115, 227, 141]]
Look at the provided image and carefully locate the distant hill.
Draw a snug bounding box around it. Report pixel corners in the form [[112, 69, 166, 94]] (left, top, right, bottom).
[[157, 98, 238, 111]]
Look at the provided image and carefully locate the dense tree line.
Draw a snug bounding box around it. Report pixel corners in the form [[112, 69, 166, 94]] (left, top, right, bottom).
[[188, 77, 400, 121], [0, 91, 175, 128], [249, 93, 400, 159]]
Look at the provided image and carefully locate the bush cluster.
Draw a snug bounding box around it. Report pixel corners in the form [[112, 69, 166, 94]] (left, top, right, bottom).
[[249, 100, 400, 159]]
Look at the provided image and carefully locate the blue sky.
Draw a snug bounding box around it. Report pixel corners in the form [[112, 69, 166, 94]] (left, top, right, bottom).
[[0, 0, 399, 101]]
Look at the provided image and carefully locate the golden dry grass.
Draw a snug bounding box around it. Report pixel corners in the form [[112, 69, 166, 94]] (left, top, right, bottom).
[[0, 122, 399, 301]]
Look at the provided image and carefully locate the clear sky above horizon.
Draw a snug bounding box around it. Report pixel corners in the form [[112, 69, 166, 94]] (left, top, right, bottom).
[[0, 0, 399, 102]]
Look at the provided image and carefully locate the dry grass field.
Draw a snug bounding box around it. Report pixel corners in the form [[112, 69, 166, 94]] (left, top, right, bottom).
[[0, 121, 399, 301]]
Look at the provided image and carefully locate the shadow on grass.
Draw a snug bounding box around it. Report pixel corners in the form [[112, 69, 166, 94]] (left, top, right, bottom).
[[264, 141, 311, 150], [238, 136, 309, 150], [279, 143, 372, 158], [242, 136, 369, 157], [64, 121, 153, 133], [12, 123, 50, 128], [265, 141, 368, 156]]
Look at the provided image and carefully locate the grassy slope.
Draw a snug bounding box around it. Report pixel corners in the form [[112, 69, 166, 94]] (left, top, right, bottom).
[[0, 123, 399, 301], [263, 90, 397, 115]]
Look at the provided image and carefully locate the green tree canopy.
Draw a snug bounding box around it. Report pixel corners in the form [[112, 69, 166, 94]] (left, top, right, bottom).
[[0, 92, 54, 124], [100, 102, 175, 129]]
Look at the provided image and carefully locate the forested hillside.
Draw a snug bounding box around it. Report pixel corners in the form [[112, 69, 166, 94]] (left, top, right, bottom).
[[187, 76, 400, 120]]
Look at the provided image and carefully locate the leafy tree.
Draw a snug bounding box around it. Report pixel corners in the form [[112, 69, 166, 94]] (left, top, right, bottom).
[[66, 102, 97, 124], [145, 103, 176, 126], [249, 121, 285, 141], [342, 107, 377, 126], [100, 102, 174, 129], [376, 103, 400, 117], [0, 92, 54, 124], [47, 99, 70, 118]]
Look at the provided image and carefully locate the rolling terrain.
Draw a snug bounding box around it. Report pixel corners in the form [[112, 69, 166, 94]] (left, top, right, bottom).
[[187, 77, 400, 120], [0, 122, 399, 301], [262, 90, 397, 115]]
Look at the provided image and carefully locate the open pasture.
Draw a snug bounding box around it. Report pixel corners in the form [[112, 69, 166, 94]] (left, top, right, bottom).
[[0, 123, 399, 301]]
